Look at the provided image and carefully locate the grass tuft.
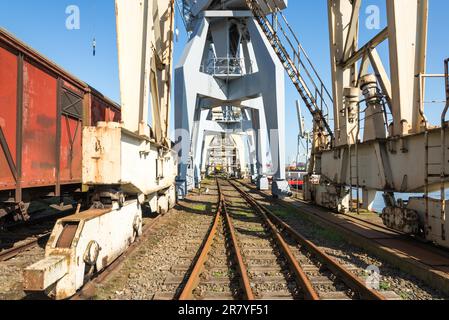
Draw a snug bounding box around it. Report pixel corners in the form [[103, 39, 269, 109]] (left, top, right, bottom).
[[191, 204, 207, 212]]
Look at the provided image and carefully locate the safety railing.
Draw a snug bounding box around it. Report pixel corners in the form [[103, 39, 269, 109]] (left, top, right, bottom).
[[175, 0, 194, 31], [445, 58, 449, 115], [212, 108, 243, 122], [201, 57, 253, 76], [418, 73, 448, 129], [345, 90, 392, 214], [245, 0, 334, 144], [439, 59, 449, 240]]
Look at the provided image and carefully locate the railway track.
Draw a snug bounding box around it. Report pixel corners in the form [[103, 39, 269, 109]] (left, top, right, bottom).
[[0, 203, 80, 263], [176, 178, 384, 300], [175, 179, 300, 300], [72, 181, 219, 300], [178, 180, 253, 300], [0, 233, 50, 263], [221, 179, 311, 300], [239, 180, 449, 261], [34, 177, 403, 300]]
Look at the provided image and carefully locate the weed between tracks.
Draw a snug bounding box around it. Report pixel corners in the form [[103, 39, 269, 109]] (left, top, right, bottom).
[[233, 210, 255, 218], [212, 270, 233, 277], [270, 207, 344, 244], [190, 204, 207, 212]]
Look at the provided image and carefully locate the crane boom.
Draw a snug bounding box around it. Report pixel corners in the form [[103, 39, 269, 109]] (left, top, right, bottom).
[[116, 0, 174, 146]]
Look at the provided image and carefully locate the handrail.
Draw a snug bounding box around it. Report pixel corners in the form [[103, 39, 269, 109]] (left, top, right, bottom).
[[275, 8, 333, 103], [418, 73, 447, 129], [260, 0, 334, 109], [441, 64, 449, 129], [175, 0, 194, 30], [439, 58, 449, 241], [245, 0, 334, 143], [202, 57, 253, 76]]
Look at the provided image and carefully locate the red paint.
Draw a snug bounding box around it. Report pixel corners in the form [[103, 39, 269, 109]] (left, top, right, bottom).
[[90, 94, 121, 125], [109, 106, 121, 122], [0, 46, 18, 189], [90, 95, 106, 126], [0, 31, 122, 197], [288, 180, 304, 187], [60, 116, 82, 183], [21, 61, 57, 188], [62, 80, 83, 97]]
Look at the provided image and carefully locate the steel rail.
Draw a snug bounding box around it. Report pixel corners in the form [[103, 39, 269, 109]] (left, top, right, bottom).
[[263, 206, 385, 300], [227, 180, 319, 300], [239, 179, 449, 260], [230, 180, 385, 300], [218, 180, 255, 300], [241, 181, 396, 234], [179, 179, 255, 300], [0, 233, 50, 262], [178, 185, 222, 300], [1, 205, 80, 262]]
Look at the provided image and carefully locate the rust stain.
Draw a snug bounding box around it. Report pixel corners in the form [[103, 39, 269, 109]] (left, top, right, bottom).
[[102, 255, 108, 268], [60, 208, 111, 221], [37, 115, 55, 128], [56, 223, 79, 248]]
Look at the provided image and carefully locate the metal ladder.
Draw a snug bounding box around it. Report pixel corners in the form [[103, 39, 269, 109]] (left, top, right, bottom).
[[245, 0, 334, 143], [425, 130, 437, 235], [440, 58, 449, 240], [175, 0, 194, 30], [348, 130, 360, 214], [424, 130, 445, 236], [424, 59, 449, 240]]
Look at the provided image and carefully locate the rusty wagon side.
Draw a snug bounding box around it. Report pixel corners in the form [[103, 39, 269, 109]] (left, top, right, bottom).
[[0, 28, 120, 222]]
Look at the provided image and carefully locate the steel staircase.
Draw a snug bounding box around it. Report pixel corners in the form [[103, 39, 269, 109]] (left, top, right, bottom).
[[245, 0, 334, 143], [440, 58, 449, 239], [424, 59, 449, 239], [175, 0, 194, 30]]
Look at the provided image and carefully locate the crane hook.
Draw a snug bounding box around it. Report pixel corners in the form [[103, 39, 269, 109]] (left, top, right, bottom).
[[92, 37, 96, 56]]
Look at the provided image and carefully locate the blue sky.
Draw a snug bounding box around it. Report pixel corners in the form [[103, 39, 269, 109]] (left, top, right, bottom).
[[1, 0, 448, 164]]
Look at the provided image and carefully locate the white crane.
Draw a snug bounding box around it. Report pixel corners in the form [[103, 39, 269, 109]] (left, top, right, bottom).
[[23, 0, 177, 299]]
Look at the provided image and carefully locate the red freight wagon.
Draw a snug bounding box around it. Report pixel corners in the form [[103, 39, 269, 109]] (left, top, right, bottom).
[[0, 28, 120, 222]]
